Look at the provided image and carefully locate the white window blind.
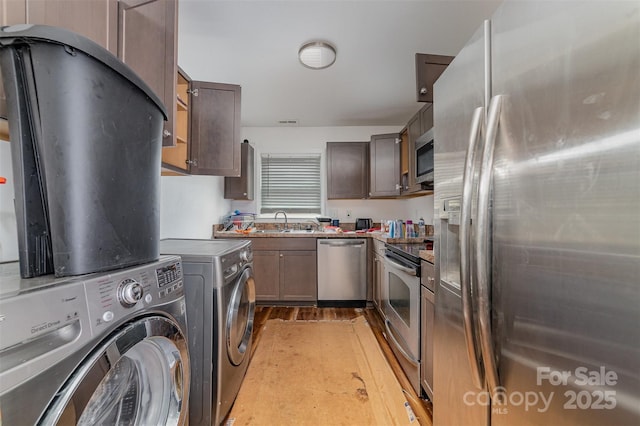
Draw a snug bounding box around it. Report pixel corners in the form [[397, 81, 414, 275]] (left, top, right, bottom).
[[261, 154, 321, 214]]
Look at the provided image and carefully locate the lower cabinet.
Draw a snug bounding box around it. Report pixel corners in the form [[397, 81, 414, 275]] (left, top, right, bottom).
[[280, 251, 317, 301], [252, 250, 280, 300], [251, 238, 317, 303]]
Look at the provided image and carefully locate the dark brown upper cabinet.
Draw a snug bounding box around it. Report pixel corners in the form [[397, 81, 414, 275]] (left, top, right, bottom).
[[327, 142, 369, 199], [369, 133, 401, 198], [119, 0, 177, 147], [415, 53, 454, 103], [225, 142, 254, 200], [420, 102, 434, 135], [29, 0, 119, 54], [162, 68, 242, 177]]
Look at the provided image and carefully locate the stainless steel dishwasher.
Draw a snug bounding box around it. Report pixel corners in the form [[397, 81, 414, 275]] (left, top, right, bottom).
[[317, 239, 367, 307]]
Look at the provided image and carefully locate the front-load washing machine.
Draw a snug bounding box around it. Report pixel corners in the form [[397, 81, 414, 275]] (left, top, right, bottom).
[[160, 239, 255, 426], [0, 256, 190, 425]]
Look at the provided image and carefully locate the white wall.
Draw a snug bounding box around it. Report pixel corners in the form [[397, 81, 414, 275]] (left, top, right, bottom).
[[160, 175, 231, 239], [235, 126, 434, 225], [0, 141, 18, 261]]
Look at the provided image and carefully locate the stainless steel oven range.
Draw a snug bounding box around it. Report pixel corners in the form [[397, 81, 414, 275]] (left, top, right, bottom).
[[381, 243, 425, 395]]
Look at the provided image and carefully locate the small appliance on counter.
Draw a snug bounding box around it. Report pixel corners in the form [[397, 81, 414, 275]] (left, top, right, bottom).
[[355, 218, 372, 231], [0, 25, 167, 278], [316, 216, 332, 230]]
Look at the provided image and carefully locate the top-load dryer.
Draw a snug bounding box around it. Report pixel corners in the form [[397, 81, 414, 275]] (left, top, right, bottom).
[[0, 256, 190, 425]]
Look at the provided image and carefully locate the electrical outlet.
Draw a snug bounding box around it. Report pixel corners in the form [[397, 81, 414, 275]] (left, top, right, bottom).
[[346, 210, 352, 218]]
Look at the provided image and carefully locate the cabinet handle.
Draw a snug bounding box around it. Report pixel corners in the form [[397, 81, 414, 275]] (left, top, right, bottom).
[[279, 254, 283, 258], [395, 138, 401, 144], [163, 130, 171, 137], [188, 88, 199, 97], [243, 193, 247, 196], [419, 87, 428, 95]]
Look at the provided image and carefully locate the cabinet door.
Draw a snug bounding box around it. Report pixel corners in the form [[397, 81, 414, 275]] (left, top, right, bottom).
[[326, 142, 369, 199], [252, 250, 280, 301], [415, 53, 453, 103], [419, 103, 434, 136], [280, 250, 317, 302], [190, 81, 241, 176], [224, 142, 254, 199], [27, 0, 118, 54], [1, 0, 26, 25], [405, 112, 422, 193], [118, 0, 177, 147], [369, 133, 400, 197], [161, 69, 190, 173]]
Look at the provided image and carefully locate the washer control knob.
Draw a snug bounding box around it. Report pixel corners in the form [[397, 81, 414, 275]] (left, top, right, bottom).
[[118, 278, 143, 307], [145, 294, 153, 304]]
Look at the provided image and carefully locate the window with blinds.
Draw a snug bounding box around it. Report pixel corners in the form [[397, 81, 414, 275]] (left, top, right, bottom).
[[260, 154, 321, 214]]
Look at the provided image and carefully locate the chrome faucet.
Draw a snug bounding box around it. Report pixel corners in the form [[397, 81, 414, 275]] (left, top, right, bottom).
[[274, 210, 288, 230]]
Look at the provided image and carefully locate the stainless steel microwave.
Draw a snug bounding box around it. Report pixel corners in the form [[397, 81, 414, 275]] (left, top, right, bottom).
[[415, 127, 434, 184]]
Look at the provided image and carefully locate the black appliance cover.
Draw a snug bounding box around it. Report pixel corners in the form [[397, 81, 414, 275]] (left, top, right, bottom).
[[0, 24, 167, 277]]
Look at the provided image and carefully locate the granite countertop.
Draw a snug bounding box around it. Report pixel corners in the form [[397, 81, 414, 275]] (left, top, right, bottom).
[[213, 229, 427, 244]]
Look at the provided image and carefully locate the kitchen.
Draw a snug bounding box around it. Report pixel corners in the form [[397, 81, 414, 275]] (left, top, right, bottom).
[[1, 1, 639, 426]]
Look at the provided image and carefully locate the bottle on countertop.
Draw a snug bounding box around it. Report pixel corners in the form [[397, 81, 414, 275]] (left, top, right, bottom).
[[418, 217, 426, 238], [406, 220, 413, 238]]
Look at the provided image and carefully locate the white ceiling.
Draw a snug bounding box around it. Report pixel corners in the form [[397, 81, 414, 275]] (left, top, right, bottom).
[[177, 0, 502, 128]]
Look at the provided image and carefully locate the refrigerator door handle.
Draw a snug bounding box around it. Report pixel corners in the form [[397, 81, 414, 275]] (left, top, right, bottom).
[[476, 94, 503, 398], [460, 106, 485, 390]]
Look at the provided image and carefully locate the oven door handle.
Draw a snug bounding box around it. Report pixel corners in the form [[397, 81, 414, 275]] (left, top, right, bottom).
[[384, 257, 417, 276], [384, 319, 419, 367]]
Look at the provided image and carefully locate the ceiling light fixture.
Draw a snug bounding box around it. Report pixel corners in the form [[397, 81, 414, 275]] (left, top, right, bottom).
[[298, 41, 337, 70]]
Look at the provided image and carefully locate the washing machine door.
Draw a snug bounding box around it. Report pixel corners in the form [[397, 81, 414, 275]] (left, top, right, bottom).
[[227, 266, 256, 366], [42, 316, 189, 425]]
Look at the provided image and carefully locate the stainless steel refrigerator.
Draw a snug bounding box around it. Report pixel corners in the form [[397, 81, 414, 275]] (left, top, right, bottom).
[[432, 1, 639, 425]]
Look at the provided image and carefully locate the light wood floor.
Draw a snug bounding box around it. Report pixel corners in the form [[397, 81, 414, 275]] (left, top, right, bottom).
[[247, 305, 434, 426]]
